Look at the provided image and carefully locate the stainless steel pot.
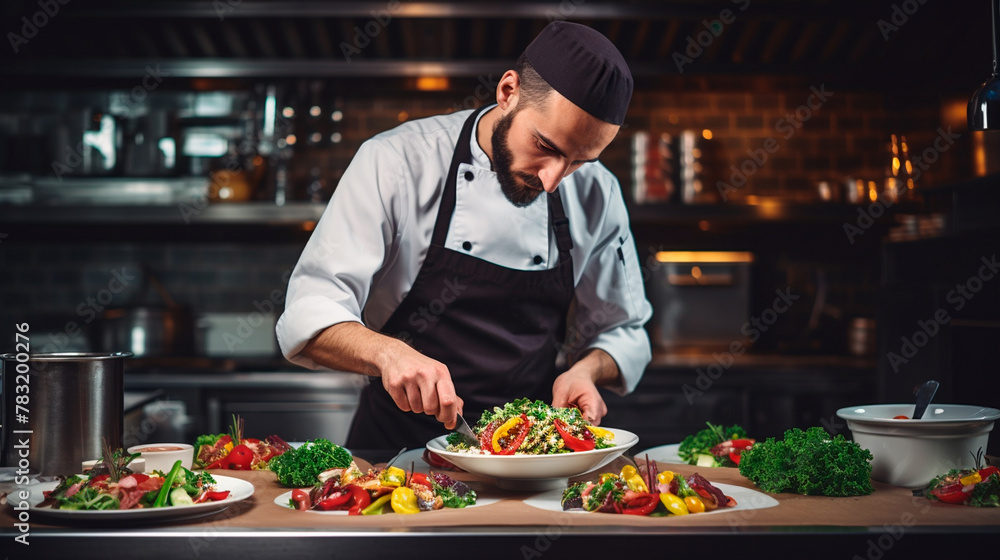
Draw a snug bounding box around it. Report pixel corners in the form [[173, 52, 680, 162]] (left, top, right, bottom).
[[1, 352, 131, 476]]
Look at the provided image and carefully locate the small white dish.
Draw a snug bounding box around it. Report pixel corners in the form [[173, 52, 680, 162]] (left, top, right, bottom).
[[126, 443, 194, 473]]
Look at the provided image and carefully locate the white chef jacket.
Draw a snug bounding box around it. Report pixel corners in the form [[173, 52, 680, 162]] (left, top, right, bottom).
[[276, 107, 652, 394]]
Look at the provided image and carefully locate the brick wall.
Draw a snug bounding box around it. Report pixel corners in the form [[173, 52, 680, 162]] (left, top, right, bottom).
[[286, 76, 967, 203]]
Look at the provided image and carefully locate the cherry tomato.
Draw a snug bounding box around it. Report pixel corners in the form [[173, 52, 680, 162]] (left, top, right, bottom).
[[220, 444, 255, 470], [291, 488, 311, 510]]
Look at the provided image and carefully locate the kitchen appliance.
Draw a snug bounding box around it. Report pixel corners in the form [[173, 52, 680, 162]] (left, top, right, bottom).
[[90, 266, 195, 357], [648, 251, 754, 350], [1, 352, 130, 476]]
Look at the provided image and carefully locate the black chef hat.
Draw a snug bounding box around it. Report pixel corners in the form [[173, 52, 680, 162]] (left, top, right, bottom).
[[524, 21, 633, 125]]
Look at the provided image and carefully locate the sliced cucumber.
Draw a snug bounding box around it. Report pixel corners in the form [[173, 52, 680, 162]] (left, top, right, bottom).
[[170, 487, 194, 507], [695, 454, 719, 468]]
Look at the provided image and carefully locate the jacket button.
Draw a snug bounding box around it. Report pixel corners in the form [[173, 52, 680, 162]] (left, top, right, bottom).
[[533, 255, 543, 265], [463, 241, 472, 251], [464, 171, 474, 181]]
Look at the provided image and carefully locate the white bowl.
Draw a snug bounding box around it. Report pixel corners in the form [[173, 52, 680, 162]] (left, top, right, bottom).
[[426, 427, 638, 490], [126, 443, 194, 473], [836, 404, 1000, 488]]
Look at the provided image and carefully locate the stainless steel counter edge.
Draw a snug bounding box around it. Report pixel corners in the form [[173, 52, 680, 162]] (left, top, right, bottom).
[[3, 525, 995, 560]]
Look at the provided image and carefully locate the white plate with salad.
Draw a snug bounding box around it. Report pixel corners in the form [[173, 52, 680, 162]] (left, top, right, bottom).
[[272, 491, 498, 514], [523, 482, 779, 515], [21, 475, 254, 522]]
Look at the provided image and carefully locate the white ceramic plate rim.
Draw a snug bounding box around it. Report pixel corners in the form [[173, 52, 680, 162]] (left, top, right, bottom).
[[21, 474, 254, 521], [425, 427, 638, 481], [426, 427, 639, 461], [631, 443, 689, 465], [836, 404, 1000, 424], [523, 482, 779, 515], [272, 490, 499, 514]]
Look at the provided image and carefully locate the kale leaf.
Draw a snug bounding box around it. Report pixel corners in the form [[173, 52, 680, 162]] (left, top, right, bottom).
[[268, 439, 352, 487], [738, 426, 874, 497]]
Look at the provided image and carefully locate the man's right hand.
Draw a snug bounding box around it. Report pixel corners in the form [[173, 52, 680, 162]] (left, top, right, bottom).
[[301, 322, 463, 430], [378, 340, 463, 430]]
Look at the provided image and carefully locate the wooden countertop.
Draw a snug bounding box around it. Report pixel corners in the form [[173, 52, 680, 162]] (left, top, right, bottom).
[[2, 456, 997, 559]]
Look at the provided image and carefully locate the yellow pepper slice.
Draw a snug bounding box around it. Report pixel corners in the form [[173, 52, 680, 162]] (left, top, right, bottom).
[[617, 466, 648, 493], [626, 474, 649, 493], [587, 425, 612, 439], [660, 492, 689, 516], [390, 486, 420, 514], [960, 472, 982, 485], [684, 495, 705, 513], [379, 466, 406, 488], [598, 473, 619, 484], [492, 417, 525, 453]]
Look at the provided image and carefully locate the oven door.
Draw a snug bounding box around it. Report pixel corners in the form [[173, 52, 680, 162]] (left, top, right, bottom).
[[206, 390, 360, 446]]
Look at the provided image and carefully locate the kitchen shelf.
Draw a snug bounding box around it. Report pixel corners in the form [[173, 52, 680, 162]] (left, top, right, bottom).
[[0, 201, 325, 225], [627, 201, 919, 226]]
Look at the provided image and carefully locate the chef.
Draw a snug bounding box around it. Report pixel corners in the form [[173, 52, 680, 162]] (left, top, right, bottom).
[[276, 21, 652, 449]]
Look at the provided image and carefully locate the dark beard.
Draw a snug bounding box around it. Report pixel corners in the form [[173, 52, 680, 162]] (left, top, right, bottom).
[[491, 110, 545, 208]]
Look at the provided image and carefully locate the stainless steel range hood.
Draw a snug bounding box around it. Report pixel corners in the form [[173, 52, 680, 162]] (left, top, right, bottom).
[[0, 0, 984, 84]]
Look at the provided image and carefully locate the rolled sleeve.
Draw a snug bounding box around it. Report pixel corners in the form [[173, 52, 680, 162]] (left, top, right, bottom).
[[276, 139, 402, 368], [567, 183, 653, 395]]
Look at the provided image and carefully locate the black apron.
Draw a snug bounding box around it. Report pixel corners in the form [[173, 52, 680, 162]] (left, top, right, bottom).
[[346, 107, 577, 449]]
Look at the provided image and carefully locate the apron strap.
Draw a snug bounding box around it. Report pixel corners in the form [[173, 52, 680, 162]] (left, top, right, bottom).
[[548, 191, 575, 253]]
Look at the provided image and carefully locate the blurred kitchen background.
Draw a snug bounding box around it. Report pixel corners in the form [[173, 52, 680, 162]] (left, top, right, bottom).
[[1, 0, 998, 451]]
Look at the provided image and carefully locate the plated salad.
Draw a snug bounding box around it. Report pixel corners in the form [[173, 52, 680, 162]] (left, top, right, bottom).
[[678, 422, 754, 467], [445, 398, 614, 455], [41, 446, 230, 511], [194, 415, 291, 470], [562, 461, 735, 516], [921, 451, 999, 507], [287, 461, 477, 515]]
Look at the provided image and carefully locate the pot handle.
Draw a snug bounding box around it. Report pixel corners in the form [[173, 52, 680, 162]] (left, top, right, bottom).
[[146, 267, 179, 309]]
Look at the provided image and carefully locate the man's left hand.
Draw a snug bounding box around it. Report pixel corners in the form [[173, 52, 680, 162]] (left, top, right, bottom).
[[552, 367, 608, 425]]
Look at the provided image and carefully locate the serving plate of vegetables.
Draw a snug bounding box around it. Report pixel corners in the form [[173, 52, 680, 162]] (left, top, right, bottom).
[[193, 415, 292, 470], [22, 449, 253, 522], [274, 463, 497, 515], [429, 399, 638, 487], [525, 459, 777, 517], [634, 422, 755, 468]]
